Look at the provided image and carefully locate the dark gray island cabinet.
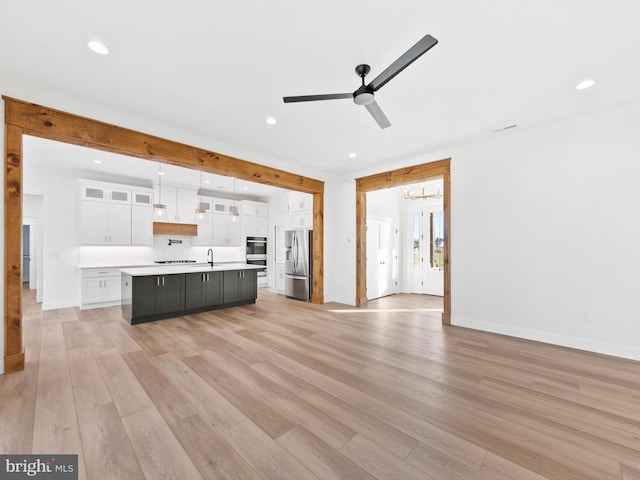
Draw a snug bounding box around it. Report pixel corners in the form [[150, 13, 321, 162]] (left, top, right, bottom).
[[185, 271, 223, 310], [223, 269, 258, 304], [121, 264, 260, 324]]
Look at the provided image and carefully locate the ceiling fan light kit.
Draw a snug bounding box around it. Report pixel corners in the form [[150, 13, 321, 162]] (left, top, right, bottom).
[[283, 34, 438, 129]]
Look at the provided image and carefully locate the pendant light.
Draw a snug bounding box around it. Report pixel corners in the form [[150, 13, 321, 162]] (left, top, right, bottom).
[[153, 163, 167, 220], [195, 172, 209, 223], [229, 177, 240, 222]]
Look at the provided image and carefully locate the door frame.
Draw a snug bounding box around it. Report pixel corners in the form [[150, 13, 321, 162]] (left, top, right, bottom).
[[355, 158, 451, 324], [3, 96, 325, 373]]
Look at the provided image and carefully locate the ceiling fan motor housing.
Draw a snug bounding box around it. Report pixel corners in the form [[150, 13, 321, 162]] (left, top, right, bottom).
[[353, 86, 374, 105]]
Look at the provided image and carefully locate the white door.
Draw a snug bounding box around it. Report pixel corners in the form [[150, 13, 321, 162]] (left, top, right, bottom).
[[366, 220, 381, 300], [366, 219, 398, 300], [421, 207, 444, 296]]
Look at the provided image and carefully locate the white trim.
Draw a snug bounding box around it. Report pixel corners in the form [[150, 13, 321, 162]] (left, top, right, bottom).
[[42, 300, 78, 311], [452, 316, 640, 362]]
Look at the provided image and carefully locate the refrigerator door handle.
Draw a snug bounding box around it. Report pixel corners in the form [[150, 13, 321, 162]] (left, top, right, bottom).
[[293, 234, 298, 272], [286, 274, 308, 280]]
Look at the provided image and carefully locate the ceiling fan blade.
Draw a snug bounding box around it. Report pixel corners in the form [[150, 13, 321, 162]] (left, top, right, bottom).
[[283, 93, 352, 103], [367, 34, 438, 92], [364, 100, 391, 129]]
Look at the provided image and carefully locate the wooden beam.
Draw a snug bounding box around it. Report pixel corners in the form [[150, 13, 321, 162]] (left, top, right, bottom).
[[355, 158, 451, 323], [355, 158, 450, 191], [4, 123, 25, 373], [3, 97, 324, 195]]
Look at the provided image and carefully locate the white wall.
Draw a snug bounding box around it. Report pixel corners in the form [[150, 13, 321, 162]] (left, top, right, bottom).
[[23, 163, 80, 310], [23, 194, 44, 301], [326, 100, 640, 360]]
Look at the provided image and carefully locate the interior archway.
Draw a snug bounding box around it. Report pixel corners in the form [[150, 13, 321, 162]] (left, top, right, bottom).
[[355, 158, 451, 324], [3, 96, 325, 373]]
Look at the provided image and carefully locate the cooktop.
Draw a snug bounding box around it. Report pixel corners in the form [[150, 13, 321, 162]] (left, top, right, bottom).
[[154, 260, 197, 264]]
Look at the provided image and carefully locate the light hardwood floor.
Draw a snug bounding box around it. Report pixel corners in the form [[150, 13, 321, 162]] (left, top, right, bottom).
[[2, 288, 640, 479]]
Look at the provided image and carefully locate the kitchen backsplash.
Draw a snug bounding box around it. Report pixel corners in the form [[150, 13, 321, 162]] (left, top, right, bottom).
[[78, 236, 245, 266]]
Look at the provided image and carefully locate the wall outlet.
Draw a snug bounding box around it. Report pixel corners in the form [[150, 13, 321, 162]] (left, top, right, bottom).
[[581, 310, 589, 321]]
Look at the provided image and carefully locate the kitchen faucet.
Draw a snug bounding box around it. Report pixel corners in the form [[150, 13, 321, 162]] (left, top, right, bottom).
[[207, 248, 214, 267]]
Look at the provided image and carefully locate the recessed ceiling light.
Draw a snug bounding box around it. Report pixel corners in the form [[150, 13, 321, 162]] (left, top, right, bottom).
[[266, 117, 277, 125], [92, 160, 102, 164], [88, 40, 109, 55], [204, 180, 211, 184], [243, 187, 249, 191], [349, 153, 357, 159], [576, 79, 595, 90], [157, 171, 165, 176]]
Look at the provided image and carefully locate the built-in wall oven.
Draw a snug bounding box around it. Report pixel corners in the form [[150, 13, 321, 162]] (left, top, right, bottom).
[[246, 236, 267, 286], [246, 236, 267, 256]]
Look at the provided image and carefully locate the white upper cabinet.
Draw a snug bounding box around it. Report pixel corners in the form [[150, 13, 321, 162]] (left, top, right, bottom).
[[286, 192, 313, 229], [288, 192, 312, 212], [194, 214, 214, 246], [79, 180, 153, 246], [154, 185, 198, 223], [241, 200, 268, 217], [241, 200, 269, 236], [176, 188, 197, 224], [194, 196, 242, 246], [132, 190, 153, 207], [79, 183, 132, 245], [82, 184, 131, 204], [212, 213, 241, 246], [244, 215, 269, 236]]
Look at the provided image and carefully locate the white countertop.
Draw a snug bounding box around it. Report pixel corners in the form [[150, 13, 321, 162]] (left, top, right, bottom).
[[79, 263, 157, 269], [120, 263, 264, 276]]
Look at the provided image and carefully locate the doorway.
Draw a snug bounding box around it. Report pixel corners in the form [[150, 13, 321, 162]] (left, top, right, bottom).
[[22, 225, 30, 284], [3, 96, 326, 374], [355, 158, 451, 324]]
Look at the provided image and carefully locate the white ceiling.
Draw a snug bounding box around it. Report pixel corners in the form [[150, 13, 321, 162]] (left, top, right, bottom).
[[3, 1, 640, 177]]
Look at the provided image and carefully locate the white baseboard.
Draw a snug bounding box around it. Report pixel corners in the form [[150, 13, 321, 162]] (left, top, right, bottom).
[[452, 316, 640, 362], [42, 300, 78, 311]]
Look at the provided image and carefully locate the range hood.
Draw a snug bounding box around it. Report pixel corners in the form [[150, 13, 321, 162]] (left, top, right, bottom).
[[153, 222, 198, 236]]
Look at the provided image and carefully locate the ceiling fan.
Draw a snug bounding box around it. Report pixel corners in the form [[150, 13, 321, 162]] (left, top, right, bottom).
[[283, 34, 438, 129]]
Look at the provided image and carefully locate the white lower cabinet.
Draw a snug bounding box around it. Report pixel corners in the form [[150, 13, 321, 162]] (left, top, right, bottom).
[[81, 268, 121, 309]]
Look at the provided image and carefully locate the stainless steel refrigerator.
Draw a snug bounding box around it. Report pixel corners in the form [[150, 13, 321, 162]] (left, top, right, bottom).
[[285, 229, 312, 301]]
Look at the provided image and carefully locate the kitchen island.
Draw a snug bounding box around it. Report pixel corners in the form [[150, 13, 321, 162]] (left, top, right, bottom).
[[121, 263, 263, 324]]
